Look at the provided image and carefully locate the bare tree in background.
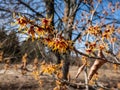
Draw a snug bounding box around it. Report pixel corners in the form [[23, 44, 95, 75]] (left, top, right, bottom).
[[0, 1, 120, 88]]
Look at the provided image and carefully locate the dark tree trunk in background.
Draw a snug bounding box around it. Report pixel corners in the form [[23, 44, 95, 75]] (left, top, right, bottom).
[[44, 0, 71, 80], [62, 0, 75, 80], [55, 52, 61, 64], [62, 52, 70, 80], [44, 0, 61, 64], [44, 0, 75, 80]]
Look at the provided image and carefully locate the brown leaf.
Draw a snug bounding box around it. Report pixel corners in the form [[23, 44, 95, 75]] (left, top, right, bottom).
[[75, 62, 86, 78], [88, 50, 107, 80]]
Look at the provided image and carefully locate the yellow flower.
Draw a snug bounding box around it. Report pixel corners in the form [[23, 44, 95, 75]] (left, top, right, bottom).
[[41, 18, 52, 26], [22, 53, 27, 63], [99, 44, 105, 50], [86, 48, 92, 54], [32, 70, 39, 80], [45, 25, 53, 33], [102, 25, 115, 40], [16, 16, 28, 28], [102, 32, 110, 40], [44, 37, 73, 53], [52, 38, 68, 53], [87, 26, 100, 36], [28, 26, 35, 40], [111, 37, 117, 43], [106, 25, 115, 34], [35, 27, 46, 37]]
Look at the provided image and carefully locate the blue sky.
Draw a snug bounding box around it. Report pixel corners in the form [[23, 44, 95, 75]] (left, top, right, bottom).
[[0, 0, 119, 53]]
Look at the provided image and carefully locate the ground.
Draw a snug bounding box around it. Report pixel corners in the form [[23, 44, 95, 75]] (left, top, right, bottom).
[[0, 64, 120, 90]]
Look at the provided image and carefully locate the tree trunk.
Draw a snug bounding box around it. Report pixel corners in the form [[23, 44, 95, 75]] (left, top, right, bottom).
[[55, 52, 61, 64], [62, 0, 75, 80], [62, 52, 70, 80]]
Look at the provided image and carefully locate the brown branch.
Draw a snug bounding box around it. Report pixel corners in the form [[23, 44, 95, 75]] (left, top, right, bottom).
[[73, 33, 82, 43], [90, 1, 100, 22], [70, 1, 82, 17], [0, 8, 38, 19], [60, 79, 95, 90], [73, 47, 120, 65], [18, 0, 44, 18]]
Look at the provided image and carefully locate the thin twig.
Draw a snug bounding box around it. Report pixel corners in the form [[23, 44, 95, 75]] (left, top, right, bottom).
[[73, 47, 120, 65]]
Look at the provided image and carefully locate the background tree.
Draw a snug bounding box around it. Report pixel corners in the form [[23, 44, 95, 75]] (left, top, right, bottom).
[[0, 0, 120, 83], [0, 29, 21, 64]]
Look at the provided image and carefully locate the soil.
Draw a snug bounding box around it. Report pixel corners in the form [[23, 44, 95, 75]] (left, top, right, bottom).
[[0, 65, 120, 90]]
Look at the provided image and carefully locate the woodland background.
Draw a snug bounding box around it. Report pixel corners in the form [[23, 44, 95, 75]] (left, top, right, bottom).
[[0, 0, 120, 90]]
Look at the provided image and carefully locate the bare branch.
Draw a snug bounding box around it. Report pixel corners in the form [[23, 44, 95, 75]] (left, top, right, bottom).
[[74, 47, 120, 65], [18, 0, 44, 18]]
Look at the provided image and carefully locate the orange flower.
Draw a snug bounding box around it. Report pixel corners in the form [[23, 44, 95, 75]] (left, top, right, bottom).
[[28, 26, 35, 39], [102, 25, 115, 40], [45, 26, 53, 33], [99, 44, 105, 50], [44, 37, 52, 45], [42, 18, 52, 26], [87, 26, 100, 36], [45, 37, 71, 53], [86, 48, 92, 54], [85, 41, 96, 52], [102, 32, 110, 40], [35, 27, 46, 37], [16, 16, 28, 27], [111, 37, 117, 43], [106, 25, 114, 34], [89, 42, 96, 49]]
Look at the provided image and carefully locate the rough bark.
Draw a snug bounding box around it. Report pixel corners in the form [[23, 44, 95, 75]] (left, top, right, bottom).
[[62, 0, 77, 80], [62, 52, 70, 80], [44, 0, 62, 64]]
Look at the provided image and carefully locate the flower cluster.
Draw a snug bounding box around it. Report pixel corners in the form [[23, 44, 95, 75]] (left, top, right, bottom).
[[15, 15, 53, 37], [16, 16, 28, 28], [40, 61, 63, 75], [87, 26, 100, 36], [85, 24, 117, 55], [102, 25, 115, 40], [14, 15, 73, 53], [44, 37, 72, 53], [85, 41, 96, 54]]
